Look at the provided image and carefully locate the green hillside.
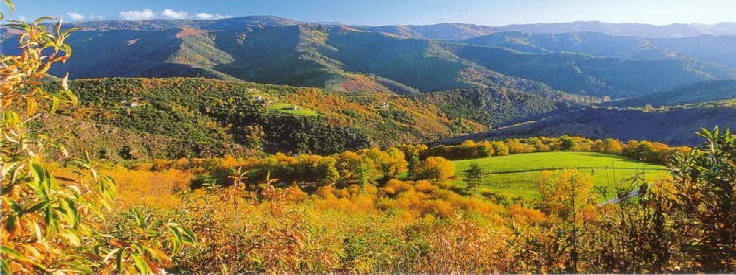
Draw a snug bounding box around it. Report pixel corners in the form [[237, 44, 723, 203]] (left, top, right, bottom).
[[453, 151, 666, 199], [365, 23, 497, 40], [651, 35, 736, 67], [452, 44, 736, 98], [322, 29, 474, 91], [417, 88, 568, 127], [465, 31, 736, 70], [611, 80, 736, 107], [45, 77, 489, 160], [458, 100, 736, 146], [464, 31, 669, 59]]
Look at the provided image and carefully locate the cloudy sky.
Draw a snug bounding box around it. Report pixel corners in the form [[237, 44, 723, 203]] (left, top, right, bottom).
[[4, 0, 735, 26]]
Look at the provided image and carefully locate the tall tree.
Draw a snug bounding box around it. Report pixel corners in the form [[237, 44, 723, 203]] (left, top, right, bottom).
[[463, 162, 487, 194]]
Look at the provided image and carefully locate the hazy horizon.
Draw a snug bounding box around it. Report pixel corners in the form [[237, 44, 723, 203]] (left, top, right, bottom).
[[4, 0, 735, 27]]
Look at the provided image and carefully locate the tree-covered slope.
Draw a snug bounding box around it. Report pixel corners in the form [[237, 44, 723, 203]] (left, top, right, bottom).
[[50, 77, 489, 159], [417, 87, 570, 127], [465, 31, 736, 68], [453, 100, 736, 146], [5, 17, 735, 100], [610, 80, 736, 107], [463, 31, 671, 59], [451, 44, 736, 98]]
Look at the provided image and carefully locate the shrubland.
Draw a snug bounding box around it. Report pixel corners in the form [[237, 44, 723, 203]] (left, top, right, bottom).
[[78, 129, 731, 273]]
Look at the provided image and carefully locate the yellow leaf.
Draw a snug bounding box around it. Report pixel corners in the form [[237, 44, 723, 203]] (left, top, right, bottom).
[[59, 231, 81, 246], [25, 97, 38, 115]]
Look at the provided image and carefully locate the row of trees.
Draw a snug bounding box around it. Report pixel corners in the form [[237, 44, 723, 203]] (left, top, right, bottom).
[[425, 136, 689, 164], [154, 147, 456, 192]]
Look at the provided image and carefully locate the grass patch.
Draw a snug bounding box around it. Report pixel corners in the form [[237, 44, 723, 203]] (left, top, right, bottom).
[[267, 103, 319, 116], [453, 151, 667, 200]]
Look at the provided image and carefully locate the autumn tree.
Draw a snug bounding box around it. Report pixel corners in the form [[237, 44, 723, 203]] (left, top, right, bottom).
[[536, 169, 598, 272], [462, 162, 487, 194], [416, 156, 455, 181], [667, 127, 736, 272], [601, 138, 623, 154]]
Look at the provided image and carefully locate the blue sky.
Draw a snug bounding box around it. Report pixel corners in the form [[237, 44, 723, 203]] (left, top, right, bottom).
[[4, 0, 735, 26]]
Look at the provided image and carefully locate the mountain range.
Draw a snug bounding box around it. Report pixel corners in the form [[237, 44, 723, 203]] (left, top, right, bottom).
[[4, 17, 736, 97], [3, 16, 736, 149]]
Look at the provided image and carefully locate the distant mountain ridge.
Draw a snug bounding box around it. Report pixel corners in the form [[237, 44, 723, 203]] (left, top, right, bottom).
[[490, 21, 736, 39], [66, 16, 301, 31], [464, 31, 736, 67], [64, 17, 736, 40], [3, 16, 735, 100], [362, 20, 736, 40]]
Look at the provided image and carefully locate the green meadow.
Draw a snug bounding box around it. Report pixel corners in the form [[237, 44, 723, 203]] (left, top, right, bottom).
[[453, 151, 667, 199], [267, 103, 319, 116]]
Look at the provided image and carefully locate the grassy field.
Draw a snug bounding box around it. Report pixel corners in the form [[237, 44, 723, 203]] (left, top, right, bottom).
[[267, 103, 319, 116], [453, 151, 667, 200]]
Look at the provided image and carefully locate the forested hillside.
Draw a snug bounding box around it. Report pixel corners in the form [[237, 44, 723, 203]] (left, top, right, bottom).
[[41, 77, 489, 159], [610, 79, 736, 107], [5, 17, 736, 100], [465, 31, 736, 68], [452, 100, 736, 146]]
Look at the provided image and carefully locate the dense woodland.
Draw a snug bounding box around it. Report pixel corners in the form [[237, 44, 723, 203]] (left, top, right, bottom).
[[2, 3, 735, 273]]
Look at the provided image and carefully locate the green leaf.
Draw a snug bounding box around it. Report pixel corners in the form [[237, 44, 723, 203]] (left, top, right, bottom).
[[131, 243, 146, 255], [24, 201, 48, 214], [131, 253, 152, 274], [0, 246, 48, 270], [5, 213, 16, 232], [59, 198, 80, 228], [0, 246, 26, 261], [115, 248, 125, 272], [30, 163, 52, 198], [3, 0, 14, 12], [33, 16, 54, 25], [1, 110, 21, 126], [50, 96, 60, 113]]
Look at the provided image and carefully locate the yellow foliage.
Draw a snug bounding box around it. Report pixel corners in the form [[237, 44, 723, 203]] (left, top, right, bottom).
[[283, 185, 308, 202], [220, 154, 240, 169], [419, 156, 456, 180], [508, 204, 547, 225], [103, 166, 193, 210]]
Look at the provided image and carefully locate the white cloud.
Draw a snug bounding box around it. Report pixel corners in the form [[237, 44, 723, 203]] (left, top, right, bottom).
[[66, 12, 85, 21], [88, 15, 105, 20], [119, 9, 155, 20], [162, 9, 188, 19], [195, 13, 228, 20]]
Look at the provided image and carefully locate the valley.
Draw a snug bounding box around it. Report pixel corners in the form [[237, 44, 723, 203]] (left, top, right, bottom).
[[2, 7, 735, 273]]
